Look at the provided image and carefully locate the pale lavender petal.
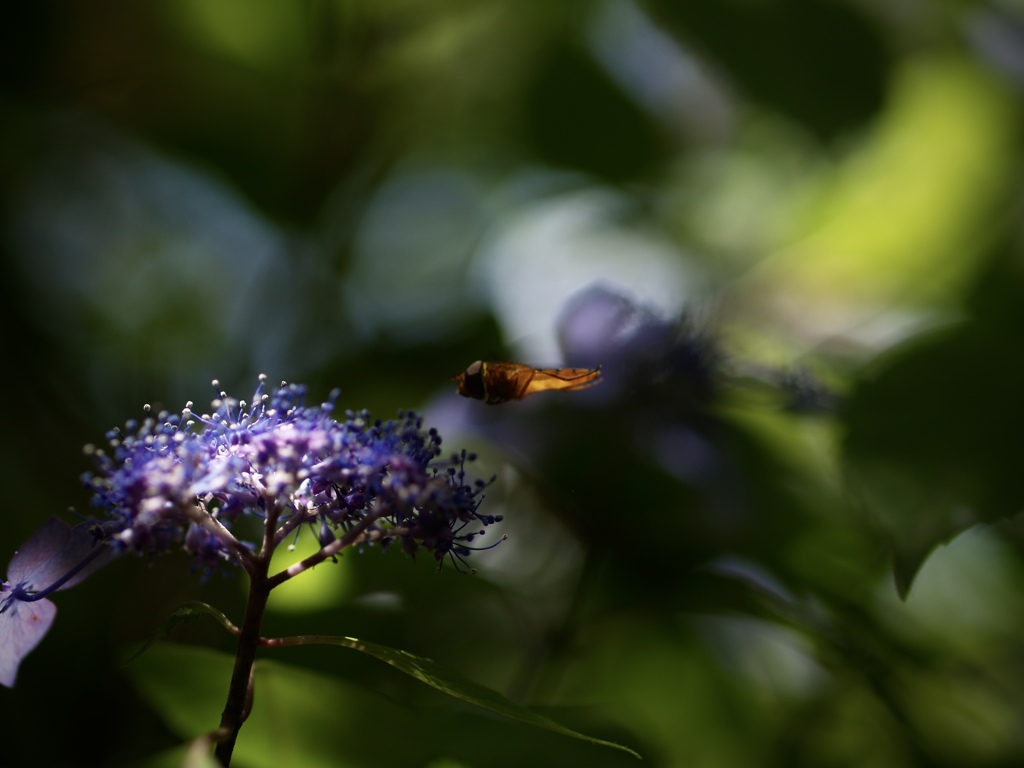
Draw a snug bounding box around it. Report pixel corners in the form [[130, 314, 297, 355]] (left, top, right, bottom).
[[0, 597, 56, 687], [7, 518, 107, 592]]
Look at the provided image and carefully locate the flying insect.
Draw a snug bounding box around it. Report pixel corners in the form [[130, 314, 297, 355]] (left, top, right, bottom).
[[454, 361, 602, 404]]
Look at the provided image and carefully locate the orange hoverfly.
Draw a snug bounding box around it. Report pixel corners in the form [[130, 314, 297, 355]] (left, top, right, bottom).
[[454, 361, 602, 404]]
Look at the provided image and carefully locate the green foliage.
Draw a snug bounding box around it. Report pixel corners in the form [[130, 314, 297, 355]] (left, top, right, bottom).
[[648, 0, 890, 138], [127, 602, 639, 760], [844, 322, 1024, 596], [2, 0, 1024, 766]]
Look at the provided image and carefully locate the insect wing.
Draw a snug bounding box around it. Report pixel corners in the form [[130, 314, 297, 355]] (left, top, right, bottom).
[[520, 367, 602, 398], [485, 362, 535, 403]]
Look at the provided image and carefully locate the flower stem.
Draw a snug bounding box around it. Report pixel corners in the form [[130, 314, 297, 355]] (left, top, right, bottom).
[[213, 523, 275, 765], [267, 508, 390, 589]]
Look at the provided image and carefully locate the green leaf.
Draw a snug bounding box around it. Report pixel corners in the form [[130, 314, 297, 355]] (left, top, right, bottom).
[[125, 605, 640, 760], [282, 633, 642, 759], [649, 0, 889, 138], [526, 45, 659, 182], [843, 322, 1024, 597], [122, 601, 237, 666]]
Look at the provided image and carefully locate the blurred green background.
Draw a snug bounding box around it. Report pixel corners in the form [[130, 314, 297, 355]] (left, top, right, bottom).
[[3, 1, 1024, 766]]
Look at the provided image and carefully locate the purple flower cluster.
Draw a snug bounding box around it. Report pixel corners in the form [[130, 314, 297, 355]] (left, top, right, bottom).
[[1, 376, 500, 686], [85, 376, 498, 567]]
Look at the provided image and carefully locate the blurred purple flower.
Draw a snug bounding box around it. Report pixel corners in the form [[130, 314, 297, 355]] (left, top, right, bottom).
[[557, 284, 724, 484], [560, 284, 835, 413], [559, 283, 719, 407]]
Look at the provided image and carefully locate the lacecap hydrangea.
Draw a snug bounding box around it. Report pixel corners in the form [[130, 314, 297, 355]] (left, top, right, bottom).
[[0, 376, 500, 686]]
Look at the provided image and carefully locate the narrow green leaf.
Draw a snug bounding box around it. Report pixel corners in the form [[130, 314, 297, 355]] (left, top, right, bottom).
[[278, 633, 641, 759], [122, 601, 237, 666], [127, 604, 640, 758]]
